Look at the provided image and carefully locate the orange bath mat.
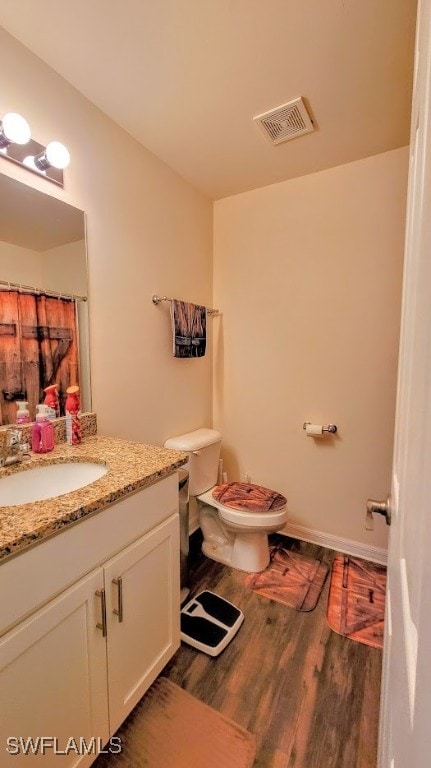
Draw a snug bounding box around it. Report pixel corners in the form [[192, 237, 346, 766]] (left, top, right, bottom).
[[327, 555, 386, 650], [93, 677, 256, 768], [245, 544, 329, 612]]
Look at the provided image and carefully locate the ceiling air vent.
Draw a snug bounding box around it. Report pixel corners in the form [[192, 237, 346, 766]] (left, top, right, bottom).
[[253, 97, 314, 145]]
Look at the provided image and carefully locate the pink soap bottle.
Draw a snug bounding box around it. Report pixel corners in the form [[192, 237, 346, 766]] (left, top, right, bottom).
[[32, 405, 55, 453], [31, 420, 41, 453]]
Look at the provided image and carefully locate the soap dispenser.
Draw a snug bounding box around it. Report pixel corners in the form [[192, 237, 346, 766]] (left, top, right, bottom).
[[32, 404, 55, 453], [16, 401, 30, 424]]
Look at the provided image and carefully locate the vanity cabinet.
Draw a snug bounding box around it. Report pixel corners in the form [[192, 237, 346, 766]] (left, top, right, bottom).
[[0, 473, 180, 767]]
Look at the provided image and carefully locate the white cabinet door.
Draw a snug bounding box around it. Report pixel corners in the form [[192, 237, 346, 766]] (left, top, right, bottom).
[[104, 514, 180, 733], [0, 569, 109, 768]]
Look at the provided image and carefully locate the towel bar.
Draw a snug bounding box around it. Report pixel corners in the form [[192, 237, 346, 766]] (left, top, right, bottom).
[[152, 294, 219, 315]]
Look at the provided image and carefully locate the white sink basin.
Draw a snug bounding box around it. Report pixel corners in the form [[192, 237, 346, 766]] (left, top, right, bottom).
[[0, 462, 108, 507]]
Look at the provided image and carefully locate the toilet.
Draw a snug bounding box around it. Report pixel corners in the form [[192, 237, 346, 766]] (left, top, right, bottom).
[[164, 428, 288, 572]]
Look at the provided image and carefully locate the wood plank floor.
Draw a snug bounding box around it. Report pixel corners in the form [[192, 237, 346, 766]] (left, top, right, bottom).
[[163, 535, 382, 768]]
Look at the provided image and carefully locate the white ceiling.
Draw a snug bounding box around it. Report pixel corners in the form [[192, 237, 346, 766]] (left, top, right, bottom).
[[0, 0, 417, 200]]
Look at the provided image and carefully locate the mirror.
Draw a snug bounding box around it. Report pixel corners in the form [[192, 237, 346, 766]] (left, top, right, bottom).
[[0, 172, 91, 425]]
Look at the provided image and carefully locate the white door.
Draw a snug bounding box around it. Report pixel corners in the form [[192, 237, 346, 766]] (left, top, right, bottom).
[[104, 514, 180, 734], [378, 0, 431, 765]]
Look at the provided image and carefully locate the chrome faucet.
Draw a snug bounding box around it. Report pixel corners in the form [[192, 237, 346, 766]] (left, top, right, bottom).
[[0, 428, 29, 468]]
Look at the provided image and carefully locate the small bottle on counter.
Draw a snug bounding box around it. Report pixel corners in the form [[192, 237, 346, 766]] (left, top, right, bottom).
[[16, 401, 31, 424], [31, 404, 55, 453], [44, 384, 60, 419], [65, 385, 82, 445]]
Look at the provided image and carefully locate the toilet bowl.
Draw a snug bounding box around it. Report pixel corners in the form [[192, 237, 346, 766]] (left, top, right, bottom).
[[164, 428, 288, 573], [197, 487, 288, 572]]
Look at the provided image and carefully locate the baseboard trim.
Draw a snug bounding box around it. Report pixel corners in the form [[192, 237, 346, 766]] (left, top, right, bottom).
[[189, 517, 387, 565], [281, 522, 388, 565]]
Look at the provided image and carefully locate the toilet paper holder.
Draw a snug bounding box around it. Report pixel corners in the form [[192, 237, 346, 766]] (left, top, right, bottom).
[[303, 422, 338, 434]]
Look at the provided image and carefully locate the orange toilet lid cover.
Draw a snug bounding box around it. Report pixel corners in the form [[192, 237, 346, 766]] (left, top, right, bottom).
[[212, 481, 287, 512]]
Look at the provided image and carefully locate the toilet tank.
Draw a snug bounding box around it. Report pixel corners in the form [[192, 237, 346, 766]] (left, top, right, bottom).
[[164, 428, 222, 496]]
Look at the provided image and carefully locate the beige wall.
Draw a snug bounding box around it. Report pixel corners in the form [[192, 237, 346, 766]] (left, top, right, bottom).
[[0, 239, 87, 296], [214, 148, 408, 552], [0, 241, 42, 285], [0, 28, 213, 444], [42, 240, 87, 296]]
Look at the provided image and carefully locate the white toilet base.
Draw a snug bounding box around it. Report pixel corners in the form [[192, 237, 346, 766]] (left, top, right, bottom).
[[200, 502, 271, 572], [198, 499, 288, 572], [202, 533, 270, 573]]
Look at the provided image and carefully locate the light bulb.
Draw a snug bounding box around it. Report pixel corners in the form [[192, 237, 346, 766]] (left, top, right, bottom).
[[0, 112, 31, 145], [23, 155, 43, 173], [45, 141, 70, 169]]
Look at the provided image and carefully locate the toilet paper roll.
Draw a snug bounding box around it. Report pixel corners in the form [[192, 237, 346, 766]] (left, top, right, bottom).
[[305, 423, 324, 437]]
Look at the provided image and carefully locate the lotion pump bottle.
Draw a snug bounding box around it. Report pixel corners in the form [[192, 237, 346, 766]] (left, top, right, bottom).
[[16, 401, 30, 424], [32, 404, 55, 453]]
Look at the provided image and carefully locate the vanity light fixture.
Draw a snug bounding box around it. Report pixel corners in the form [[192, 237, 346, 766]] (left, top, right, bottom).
[[0, 111, 70, 187]]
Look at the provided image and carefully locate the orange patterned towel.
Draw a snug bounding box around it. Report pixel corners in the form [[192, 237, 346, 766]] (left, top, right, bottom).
[[212, 481, 287, 512]]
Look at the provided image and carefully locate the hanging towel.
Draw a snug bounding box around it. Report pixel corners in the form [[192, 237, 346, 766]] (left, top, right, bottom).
[[170, 299, 207, 358]]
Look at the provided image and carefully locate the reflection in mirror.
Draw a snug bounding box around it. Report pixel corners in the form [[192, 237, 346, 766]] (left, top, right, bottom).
[[0, 173, 91, 425]]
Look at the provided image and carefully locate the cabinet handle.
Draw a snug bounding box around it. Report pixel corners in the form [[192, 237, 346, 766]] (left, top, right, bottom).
[[112, 577, 123, 623], [96, 589, 107, 637]]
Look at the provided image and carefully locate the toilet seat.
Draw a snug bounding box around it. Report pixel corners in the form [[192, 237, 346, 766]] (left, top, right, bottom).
[[212, 481, 286, 511], [198, 481, 287, 529]]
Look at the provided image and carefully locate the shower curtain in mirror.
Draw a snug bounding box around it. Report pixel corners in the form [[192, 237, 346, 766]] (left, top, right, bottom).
[[0, 290, 80, 425]]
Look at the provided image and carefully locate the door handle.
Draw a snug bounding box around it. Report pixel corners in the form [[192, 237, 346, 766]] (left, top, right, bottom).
[[95, 589, 107, 636], [112, 577, 124, 623], [366, 495, 391, 526]]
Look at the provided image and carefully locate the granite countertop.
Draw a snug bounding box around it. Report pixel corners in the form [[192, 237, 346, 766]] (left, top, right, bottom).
[[0, 435, 188, 564]]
